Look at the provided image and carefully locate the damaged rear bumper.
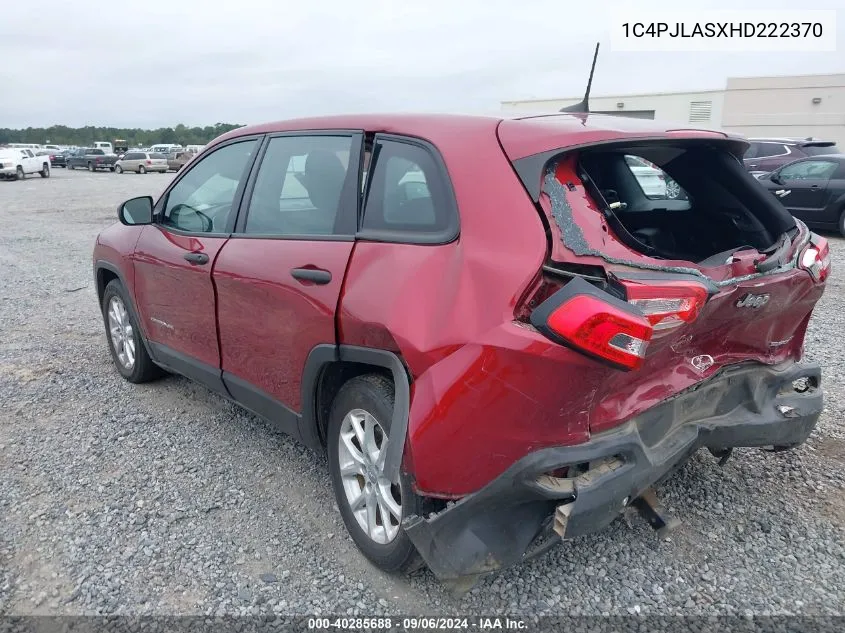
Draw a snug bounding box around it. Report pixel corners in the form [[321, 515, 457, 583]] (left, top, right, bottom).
[[404, 361, 822, 584]]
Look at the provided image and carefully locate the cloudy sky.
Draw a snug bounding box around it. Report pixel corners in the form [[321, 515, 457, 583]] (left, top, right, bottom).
[[2, 0, 842, 128]]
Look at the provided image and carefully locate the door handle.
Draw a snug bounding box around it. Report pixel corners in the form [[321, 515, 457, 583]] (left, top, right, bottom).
[[183, 252, 209, 265], [291, 267, 332, 285]]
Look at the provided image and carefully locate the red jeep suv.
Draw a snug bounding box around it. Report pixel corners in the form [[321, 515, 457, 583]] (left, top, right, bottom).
[[94, 113, 829, 587]]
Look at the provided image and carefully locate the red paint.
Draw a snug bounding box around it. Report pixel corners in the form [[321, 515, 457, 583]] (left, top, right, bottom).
[[213, 239, 353, 409], [93, 112, 826, 500], [132, 226, 228, 368]]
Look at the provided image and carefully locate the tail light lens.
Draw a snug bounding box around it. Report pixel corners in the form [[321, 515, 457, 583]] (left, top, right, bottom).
[[146, 159, 152, 165], [620, 279, 709, 335], [95, 157, 102, 163], [800, 234, 831, 283], [531, 278, 654, 371]]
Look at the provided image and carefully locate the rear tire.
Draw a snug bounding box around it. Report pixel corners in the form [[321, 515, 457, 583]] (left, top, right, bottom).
[[101, 280, 161, 383], [40, 164, 50, 178], [839, 209, 845, 238], [16, 166, 24, 180], [327, 374, 424, 573], [138, 165, 146, 174], [87, 162, 95, 172]]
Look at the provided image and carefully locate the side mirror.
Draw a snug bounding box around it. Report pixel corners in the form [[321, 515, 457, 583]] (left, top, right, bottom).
[[119, 196, 154, 225], [769, 173, 782, 185]]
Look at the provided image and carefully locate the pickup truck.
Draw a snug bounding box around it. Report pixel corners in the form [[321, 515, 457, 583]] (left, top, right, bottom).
[[0, 147, 51, 180], [66, 148, 118, 172]]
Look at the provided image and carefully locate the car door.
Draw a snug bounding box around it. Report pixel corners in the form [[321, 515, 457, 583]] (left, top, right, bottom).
[[212, 132, 362, 432], [131, 137, 260, 391], [769, 159, 838, 224], [23, 149, 38, 173]]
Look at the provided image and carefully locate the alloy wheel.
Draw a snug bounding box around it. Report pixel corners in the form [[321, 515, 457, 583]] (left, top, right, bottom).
[[337, 408, 402, 544], [665, 179, 681, 199], [107, 296, 135, 370]]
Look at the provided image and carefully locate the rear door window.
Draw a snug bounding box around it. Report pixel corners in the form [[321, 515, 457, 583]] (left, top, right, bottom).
[[241, 134, 355, 236], [755, 143, 788, 158]]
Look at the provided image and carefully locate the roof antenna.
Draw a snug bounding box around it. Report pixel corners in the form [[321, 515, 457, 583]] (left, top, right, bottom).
[[559, 42, 600, 113]]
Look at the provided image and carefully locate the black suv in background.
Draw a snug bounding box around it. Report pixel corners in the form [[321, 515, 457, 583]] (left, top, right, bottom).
[[743, 138, 840, 175]]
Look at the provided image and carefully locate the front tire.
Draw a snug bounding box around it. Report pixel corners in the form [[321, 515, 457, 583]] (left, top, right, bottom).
[[115, 165, 123, 174], [328, 375, 423, 573], [101, 280, 161, 383], [839, 209, 845, 238]]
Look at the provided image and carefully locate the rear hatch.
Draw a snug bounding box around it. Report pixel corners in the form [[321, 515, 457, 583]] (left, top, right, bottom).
[[149, 153, 168, 168], [499, 118, 830, 433]]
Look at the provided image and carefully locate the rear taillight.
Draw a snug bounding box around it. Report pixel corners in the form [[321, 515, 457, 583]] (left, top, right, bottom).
[[95, 157, 102, 163], [146, 159, 152, 165], [531, 278, 653, 371], [800, 234, 831, 283], [620, 279, 709, 335]]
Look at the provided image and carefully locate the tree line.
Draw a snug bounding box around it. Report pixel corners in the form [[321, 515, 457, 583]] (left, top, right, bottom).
[[0, 123, 245, 147]]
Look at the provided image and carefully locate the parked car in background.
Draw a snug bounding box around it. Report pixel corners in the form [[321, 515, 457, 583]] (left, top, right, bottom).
[[758, 154, 845, 236], [114, 151, 168, 174], [67, 148, 118, 172], [93, 141, 114, 155], [624, 155, 667, 198], [0, 147, 51, 180], [93, 113, 829, 588], [743, 138, 841, 176], [166, 150, 195, 171], [51, 150, 69, 168], [149, 143, 182, 154]]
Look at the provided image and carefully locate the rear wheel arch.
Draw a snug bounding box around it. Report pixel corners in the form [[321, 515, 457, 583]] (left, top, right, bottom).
[[299, 345, 412, 483]]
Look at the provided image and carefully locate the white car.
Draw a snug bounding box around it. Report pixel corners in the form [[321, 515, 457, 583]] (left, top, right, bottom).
[[0, 148, 51, 180]]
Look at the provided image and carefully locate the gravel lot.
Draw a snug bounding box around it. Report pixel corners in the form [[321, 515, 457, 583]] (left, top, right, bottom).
[[1, 168, 844, 618]]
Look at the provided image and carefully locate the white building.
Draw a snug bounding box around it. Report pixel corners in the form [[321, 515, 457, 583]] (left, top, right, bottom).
[[501, 73, 845, 147]]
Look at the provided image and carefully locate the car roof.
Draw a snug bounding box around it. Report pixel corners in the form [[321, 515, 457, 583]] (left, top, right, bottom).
[[213, 112, 739, 160]]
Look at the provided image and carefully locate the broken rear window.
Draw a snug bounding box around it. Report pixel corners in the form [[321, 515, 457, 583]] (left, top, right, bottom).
[[526, 140, 798, 267]]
